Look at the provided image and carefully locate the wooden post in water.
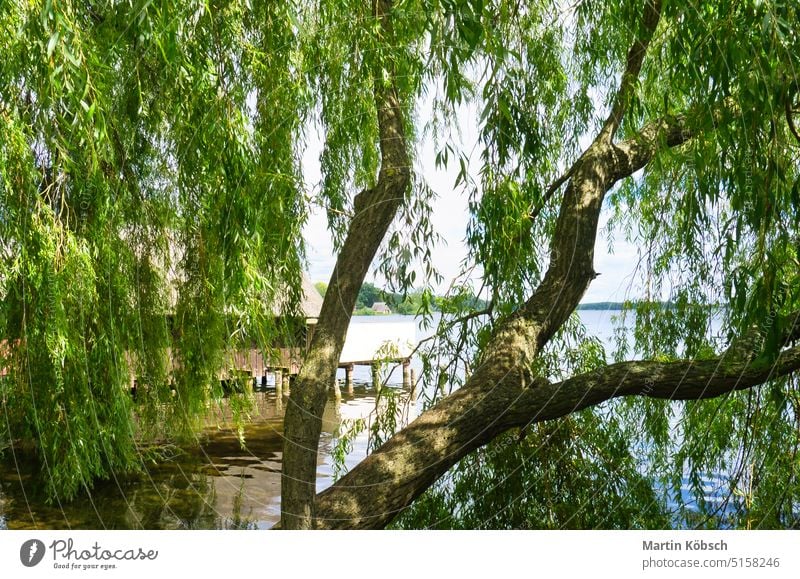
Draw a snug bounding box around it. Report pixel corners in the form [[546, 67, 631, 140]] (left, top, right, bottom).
[[371, 363, 381, 392], [402, 358, 411, 389], [333, 379, 342, 399], [345, 364, 354, 394], [283, 370, 291, 396], [409, 368, 417, 401], [464, 359, 470, 380], [275, 369, 283, 397]]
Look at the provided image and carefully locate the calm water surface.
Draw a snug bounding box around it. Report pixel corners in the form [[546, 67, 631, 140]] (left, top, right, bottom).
[[1, 314, 434, 530], [0, 385, 407, 530]]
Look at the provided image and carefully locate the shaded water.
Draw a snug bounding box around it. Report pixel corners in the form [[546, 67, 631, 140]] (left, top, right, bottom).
[[0, 385, 411, 530]]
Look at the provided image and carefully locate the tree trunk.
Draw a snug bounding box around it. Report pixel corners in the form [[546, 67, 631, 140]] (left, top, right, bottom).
[[280, 0, 410, 530]]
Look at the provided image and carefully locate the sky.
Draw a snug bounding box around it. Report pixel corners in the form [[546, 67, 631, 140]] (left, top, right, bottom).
[[301, 100, 644, 304]]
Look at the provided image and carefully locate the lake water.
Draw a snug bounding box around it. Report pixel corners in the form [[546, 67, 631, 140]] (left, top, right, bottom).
[[0, 386, 394, 530], [0, 311, 729, 529]]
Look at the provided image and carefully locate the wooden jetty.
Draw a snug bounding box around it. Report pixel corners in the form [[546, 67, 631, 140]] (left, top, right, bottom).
[[218, 279, 416, 395]]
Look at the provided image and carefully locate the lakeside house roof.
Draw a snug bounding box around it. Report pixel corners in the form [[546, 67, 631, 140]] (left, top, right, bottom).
[[218, 271, 323, 321], [299, 274, 324, 320], [155, 234, 322, 320]]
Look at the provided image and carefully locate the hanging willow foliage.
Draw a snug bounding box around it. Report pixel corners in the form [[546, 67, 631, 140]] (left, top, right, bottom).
[[0, 0, 309, 499], [2, 0, 800, 530]]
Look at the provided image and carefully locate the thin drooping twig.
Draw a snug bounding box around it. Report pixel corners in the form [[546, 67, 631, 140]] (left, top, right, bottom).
[[527, 163, 576, 223]]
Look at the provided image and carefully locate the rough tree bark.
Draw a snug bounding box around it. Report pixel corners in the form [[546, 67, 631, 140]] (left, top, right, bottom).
[[280, 0, 411, 529]]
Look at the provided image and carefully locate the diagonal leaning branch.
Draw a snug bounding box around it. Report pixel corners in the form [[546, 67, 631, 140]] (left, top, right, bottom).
[[313, 308, 800, 529], [506, 318, 800, 424], [482, 0, 664, 375], [530, 0, 662, 222], [598, 0, 662, 141], [280, 0, 411, 529]]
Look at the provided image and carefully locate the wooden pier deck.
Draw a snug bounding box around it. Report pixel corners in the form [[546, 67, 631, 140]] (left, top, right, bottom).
[[224, 319, 417, 394]]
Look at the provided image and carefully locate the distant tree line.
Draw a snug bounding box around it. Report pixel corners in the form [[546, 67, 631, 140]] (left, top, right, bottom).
[[313, 284, 723, 316], [575, 301, 724, 311], [313, 281, 488, 315]]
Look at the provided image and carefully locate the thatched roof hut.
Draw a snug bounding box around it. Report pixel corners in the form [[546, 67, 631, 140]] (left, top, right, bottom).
[[299, 274, 324, 321]]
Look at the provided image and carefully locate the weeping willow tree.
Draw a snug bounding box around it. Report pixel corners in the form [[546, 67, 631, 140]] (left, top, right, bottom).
[[0, 1, 308, 499], [1, 0, 800, 530]]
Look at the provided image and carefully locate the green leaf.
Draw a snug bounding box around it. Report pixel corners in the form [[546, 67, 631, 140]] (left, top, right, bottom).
[[46, 31, 59, 58]]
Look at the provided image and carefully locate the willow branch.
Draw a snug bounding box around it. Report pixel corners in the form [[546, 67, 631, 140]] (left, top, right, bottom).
[[528, 2, 662, 231], [508, 345, 800, 427], [313, 311, 800, 529], [611, 97, 740, 180], [598, 0, 662, 143], [487, 3, 666, 367]]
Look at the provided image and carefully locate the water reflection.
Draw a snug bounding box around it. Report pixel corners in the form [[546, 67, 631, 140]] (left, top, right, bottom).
[[0, 384, 411, 530]]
